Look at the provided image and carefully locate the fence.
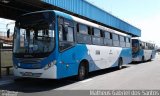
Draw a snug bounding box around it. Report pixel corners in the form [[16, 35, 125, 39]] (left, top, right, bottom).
[[0, 43, 13, 78]]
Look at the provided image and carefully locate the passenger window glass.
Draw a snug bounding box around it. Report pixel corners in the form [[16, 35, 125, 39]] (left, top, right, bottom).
[[113, 34, 119, 41], [112, 34, 119, 47], [92, 37, 103, 45], [64, 19, 74, 27], [142, 42, 145, 49], [67, 27, 74, 42], [126, 38, 129, 43], [104, 31, 113, 46], [77, 24, 91, 44], [126, 37, 131, 47], [120, 36, 125, 42], [93, 28, 101, 37], [104, 31, 110, 39], [59, 25, 74, 42], [59, 21, 74, 51], [92, 28, 103, 45], [79, 24, 88, 34], [59, 25, 63, 41]]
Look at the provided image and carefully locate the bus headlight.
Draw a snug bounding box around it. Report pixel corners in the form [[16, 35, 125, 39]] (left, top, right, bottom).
[[44, 60, 56, 70], [13, 64, 18, 69]]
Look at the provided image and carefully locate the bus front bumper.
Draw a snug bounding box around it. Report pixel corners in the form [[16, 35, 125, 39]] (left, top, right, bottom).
[[13, 65, 57, 79]]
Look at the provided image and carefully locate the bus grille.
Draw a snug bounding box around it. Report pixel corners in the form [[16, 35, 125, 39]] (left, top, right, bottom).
[[18, 58, 43, 69], [19, 58, 42, 64]]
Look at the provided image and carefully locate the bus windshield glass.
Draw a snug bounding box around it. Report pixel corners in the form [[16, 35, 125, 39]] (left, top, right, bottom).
[[13, 12, 55, 58], [132, 39, 139, 54]]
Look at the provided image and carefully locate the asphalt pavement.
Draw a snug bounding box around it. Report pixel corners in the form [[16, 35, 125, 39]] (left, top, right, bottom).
[[0, 54, 160, 96]]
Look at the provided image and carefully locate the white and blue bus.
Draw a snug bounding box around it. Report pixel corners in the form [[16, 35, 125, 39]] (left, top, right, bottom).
[[13, 10, 132, 80], [132, 39, 156, 62]]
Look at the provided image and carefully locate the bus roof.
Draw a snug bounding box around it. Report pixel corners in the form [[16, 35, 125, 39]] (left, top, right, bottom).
[[54, 10, 131, 37]]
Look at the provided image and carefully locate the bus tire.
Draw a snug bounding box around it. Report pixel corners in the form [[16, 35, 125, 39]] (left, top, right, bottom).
[[77, 62, 88, 81], [149, 55, 152, 61], [142, 56, 145, 62], [118, 58, 123, 69]]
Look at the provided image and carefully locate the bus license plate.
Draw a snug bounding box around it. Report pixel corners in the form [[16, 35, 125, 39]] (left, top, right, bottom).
[[24, 72, 33, 76]]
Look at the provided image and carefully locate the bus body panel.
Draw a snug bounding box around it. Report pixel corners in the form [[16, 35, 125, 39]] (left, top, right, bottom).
[[56, 44, 132, 79], [120, 48, 132, 64], [144, 50, 153, 61]]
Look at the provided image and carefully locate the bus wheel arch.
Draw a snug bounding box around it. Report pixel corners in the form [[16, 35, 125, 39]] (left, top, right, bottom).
[[77, 59, 89, 80]]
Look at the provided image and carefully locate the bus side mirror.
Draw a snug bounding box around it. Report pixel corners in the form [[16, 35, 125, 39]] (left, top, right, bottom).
[[7, 29, 10, 38]]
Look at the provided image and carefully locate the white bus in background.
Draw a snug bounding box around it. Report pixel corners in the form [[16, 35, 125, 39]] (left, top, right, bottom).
[[132, 39, 156, 62]]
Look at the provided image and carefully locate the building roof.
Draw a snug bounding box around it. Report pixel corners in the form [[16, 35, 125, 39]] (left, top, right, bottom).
[[0, 0, 141, 37], [41, 0, 141, 37]]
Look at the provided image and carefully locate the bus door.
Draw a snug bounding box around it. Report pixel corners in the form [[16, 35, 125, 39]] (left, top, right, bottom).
[[108, 34, 120, 66], [108, 48, 118, 66], [58, 19, 77, 76]]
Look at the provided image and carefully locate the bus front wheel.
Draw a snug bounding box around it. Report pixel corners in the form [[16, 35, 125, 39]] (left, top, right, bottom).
[[77, 63, 88, 81], [142, 56, 145, 62]]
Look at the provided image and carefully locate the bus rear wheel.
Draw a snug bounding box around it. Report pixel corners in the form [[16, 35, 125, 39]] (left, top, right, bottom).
[[142, 56, 145, 62], [118, 58, 123, 69], [77, 63, 88, 81]]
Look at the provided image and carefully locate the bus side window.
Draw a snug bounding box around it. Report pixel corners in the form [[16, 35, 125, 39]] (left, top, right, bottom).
[[142, 42, 145, 49], [113, 34, 119, 47], [119, 36, 125, 47], [64, 25, 74, 42], [92, 28, 103, 45], [139, 43, 142, 49], [59, 25, 63, 41], [59, 24, 74, 51], [77, 24, 91, 44], [126, 37, 131, 47], [145, 43, 148, 49], [104, 31, 112, 46]]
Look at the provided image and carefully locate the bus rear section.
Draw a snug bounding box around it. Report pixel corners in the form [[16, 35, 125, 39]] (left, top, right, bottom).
[[132, 39, 156, 62]]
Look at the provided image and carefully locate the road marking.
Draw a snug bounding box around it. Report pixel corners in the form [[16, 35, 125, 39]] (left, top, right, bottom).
[[0, 80, 14, 86], [81, 78, 93, 83]]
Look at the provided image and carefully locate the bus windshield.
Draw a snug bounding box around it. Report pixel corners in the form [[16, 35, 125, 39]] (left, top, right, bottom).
[[132, 39, 139, 54], [13, 12, 55, 58]]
